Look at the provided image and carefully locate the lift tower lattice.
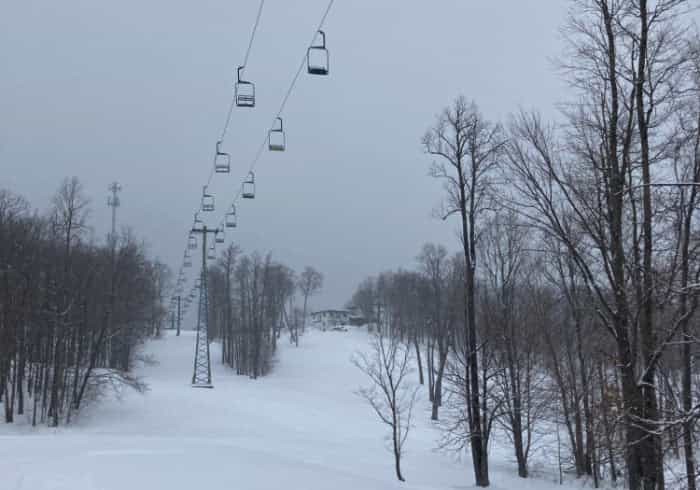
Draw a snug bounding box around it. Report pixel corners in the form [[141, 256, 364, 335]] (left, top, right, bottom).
[[190, 224, 220, 388]]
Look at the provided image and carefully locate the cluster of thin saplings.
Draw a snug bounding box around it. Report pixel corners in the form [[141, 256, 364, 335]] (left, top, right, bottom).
[[206, 247, 323, 379]]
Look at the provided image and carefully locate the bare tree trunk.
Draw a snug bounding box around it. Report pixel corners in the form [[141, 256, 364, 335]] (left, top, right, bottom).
[[392, 413, 405, 482], [413, 335, 423, 385], [432, 343, 448, 421]]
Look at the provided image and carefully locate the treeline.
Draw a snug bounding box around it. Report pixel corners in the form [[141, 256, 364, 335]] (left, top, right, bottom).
[[0, 178, 169, 426], [352, 236, 621, 484], [205, 243, 322, 378], [352, 1, 700, 488], [351, 245, 464, 424]]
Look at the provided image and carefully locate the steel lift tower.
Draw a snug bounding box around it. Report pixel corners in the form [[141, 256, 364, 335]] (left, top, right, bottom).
[[190, 224, 220, 388]]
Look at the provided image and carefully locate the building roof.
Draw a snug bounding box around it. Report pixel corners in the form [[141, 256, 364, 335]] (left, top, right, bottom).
[[312, 309, 352, 315]]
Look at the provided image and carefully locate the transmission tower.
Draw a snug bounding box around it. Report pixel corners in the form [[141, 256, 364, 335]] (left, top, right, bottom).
[[190, 224, 219, 388], [107, 182, 121, 250]]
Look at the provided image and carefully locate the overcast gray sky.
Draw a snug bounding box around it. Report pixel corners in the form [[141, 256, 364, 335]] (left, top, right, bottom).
[[2, 1, 574, 310]]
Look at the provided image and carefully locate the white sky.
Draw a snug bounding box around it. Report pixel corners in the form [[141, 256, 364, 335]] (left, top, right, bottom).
[[2, 1, 574, 309]]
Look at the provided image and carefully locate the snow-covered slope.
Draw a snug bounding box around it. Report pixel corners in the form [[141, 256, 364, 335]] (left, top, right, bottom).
[[0, 329, 579, 490]]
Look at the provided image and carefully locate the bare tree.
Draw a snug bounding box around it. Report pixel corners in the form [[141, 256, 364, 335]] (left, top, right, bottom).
[[423, 96, 506, 486], [480, 212, 544, 478], [51, 176, 90, 263], [350, 277, 378, 329], [504, 0, 694, 483], [298, 266, 323, 331], [353, 331, 418, 482], [417, 243, 452, 420]]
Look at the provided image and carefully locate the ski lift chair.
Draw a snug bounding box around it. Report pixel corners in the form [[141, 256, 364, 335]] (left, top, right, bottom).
[[268, 117, 286, 151], [307, 30, 329, 75], [235, 66, 255, 108], [215, 141, 231, 173], [202, 186, 215, 212], [242, 172, 255, 199], [225, 205, 237, 228]]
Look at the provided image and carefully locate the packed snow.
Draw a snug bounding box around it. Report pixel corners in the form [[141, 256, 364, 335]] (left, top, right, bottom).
[[1, 328, 590, 490]]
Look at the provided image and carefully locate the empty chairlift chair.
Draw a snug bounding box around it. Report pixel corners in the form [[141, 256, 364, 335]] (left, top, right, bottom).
[[188, 234, 197, 250], [235, 66, 255, 108], [242, 172, 255, 199], [202, 186, 215, 212], [207, 244, 216, 261], [268, 117, 286, 151], [215, 141, 231, 173], [194, 212, 204, 228], [307, 30, 329, 75], [225, 205, 237, 228], [215, 227, 225, 244]]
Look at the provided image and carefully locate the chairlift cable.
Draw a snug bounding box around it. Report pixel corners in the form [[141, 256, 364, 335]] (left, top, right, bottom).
[[171, 0, 264, 292], [278, 0, 335, 117], [218, 99, 237, 148], [204, 0, 266, 188], [243, 0, 266, 68], [180, 0, 335, 281], [224, 0, 336, 206]]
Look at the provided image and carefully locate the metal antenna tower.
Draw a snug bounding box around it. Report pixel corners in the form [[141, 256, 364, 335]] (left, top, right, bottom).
[[176, 294, 181, 337], [105, 181, 122, 365], [107, 182, 122, 250], [190, 224, 220, 388]]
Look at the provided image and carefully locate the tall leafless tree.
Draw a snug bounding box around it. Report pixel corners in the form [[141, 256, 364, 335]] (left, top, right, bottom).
[[504, 1, 695, 486], [423, 96, 506, 486], [298, 266, 323, 331]]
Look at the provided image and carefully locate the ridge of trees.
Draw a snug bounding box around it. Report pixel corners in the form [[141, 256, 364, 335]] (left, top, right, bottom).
[[207, 246, 323, 378], [0, 178, 169, 426], [352, 2, 700, 488]]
